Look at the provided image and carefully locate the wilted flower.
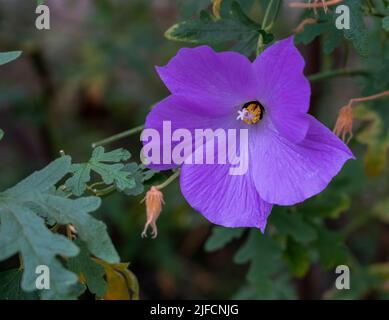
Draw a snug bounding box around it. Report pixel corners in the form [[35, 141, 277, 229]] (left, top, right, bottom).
[[144, 37, 354, 231], [141, 186, 165, 239], [333, 105, 353, 143]]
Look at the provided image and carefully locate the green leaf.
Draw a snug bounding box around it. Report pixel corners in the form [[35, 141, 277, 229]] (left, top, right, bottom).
[[233, 230, 292, 299], [295, 4, 368, 56], [233, 273, 296, 299], [67, 240, 107, 297], [0, 205, 79, 299], [283, 238, 310, 278], [342, 0, 368, 56], [323, 26, 343, 54], [6, 156, 71, 196], [313, 226, 349, 269], [234, 230, 282, 283], [298, 190, 351, 219], [122, 163, 146, 196], [354, 104, 389, 177], [0, 51, 22, 66], [295, 22, 331, 45], [329, 267, 380, 299], [270, 208, 317, 243], [383, 16, 389, 31], [177, 0, 210, 19], [0, 129, 4, 141], [165, 1, 272, 55], [35, 195, 118, 263], [205, 227, 244, 252], [94, 259, 139, 300], [0, 156, 119, 299], [65, 147, 135, 196], [372, 198, 389, 223], [0, 269, 39, 300]]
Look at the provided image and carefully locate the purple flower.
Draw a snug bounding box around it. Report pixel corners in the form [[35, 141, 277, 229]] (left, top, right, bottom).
[[144, 37, 354, 231]]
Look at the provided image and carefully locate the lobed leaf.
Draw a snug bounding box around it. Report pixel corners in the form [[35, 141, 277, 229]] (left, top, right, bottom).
[[313, 226, 349, 269], [270, 208, 317, 243], [234, 230, 282, 284], [0, 156, 119, 299], [283, 238, 310, 278], [65, 147, 135, 196], [94, 259, 139, 300], [205, 227, 244, 252], [165, 1, 273, 55], [0, 205, 79, 299], [0, 51, 22, 66], [67, 240, 107, 297], [383, 16, 389, 31], [342, 0, 369, 56], [0, 269, 39, 300]]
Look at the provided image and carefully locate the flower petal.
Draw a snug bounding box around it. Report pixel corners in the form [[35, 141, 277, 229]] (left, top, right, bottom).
[[180, 159, 273, 231], [253, 37, 311, 143], [250, 115, 355, 205], [143, 95, 231, 170], [156, 45, 257, 115]]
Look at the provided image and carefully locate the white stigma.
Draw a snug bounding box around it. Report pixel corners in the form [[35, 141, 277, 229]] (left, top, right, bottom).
[[237, 109, 249, 121]]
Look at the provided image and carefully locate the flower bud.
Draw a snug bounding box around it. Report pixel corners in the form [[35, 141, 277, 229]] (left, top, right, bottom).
[[141, 186, 165, 239], [334, 105, 353, 143]]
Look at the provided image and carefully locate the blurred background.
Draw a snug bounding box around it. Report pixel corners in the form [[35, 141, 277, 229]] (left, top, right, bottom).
[[1, 0, 389, 299]]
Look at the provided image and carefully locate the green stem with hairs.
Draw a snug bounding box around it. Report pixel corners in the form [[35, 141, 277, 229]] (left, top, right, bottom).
[[156, 170, 180, 190], [256, 0, 276, 55], [95, 185, 116, 197], [91, 124, 144, 148], [308, 69, 368, 82]]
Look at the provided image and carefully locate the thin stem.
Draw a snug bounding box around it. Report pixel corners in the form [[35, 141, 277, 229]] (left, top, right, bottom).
[[366, 0, 374, 12], [264, 1, 282, 31], [289, 0, 343, 9], [94, 170, 180, 197], [347, 90, 389, 108], [88, 181, 107, 189], [156, 170, 180, 190], [256, 0, 276, 55], [308, 69, 368, 82], [95, 185, 116, 197], [256, 37, 265, 56], [334, 89, 389, 142], [91, 124, 144, 148], [50, 224, 60, 232], [262, 0, 275, 29]]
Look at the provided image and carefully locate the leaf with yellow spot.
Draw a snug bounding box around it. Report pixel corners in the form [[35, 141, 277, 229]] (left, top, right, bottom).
[[354, 104, 389, 177], [212, 0, 222, 18], [372, 198, 389, 224], [93, 258, 139, 300]]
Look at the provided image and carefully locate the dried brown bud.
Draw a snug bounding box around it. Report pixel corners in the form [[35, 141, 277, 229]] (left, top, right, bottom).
[[66, 224, 78, 240], [333, 105, 353, 143], [141, 186, 165, 239]]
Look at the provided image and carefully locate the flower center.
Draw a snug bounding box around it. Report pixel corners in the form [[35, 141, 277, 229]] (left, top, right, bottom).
[[236, 101, 264, 125]]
